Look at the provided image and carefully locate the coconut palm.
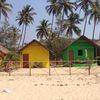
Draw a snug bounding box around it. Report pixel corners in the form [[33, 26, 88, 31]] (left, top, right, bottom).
[[36, 19, 50, 40], [16, 4, 36, 47], [45, 0, 61, 31], [58, 0, 75, 33], [58, 0, 74, 17], [16, 10, 25, 48], [88, 0, 100, 39], [0, 0, 13, 20], [76, 0, 92, 36], [63, 13, 81, 39]]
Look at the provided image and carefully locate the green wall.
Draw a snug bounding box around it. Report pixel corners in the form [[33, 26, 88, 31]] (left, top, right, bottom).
[[63, 39, 96, 67]]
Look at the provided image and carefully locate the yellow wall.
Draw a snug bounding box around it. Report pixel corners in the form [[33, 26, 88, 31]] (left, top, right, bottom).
[[20, 41, 49, 68]]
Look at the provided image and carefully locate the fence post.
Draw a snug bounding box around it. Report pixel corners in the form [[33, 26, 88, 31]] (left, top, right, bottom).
[[69, 61, 71, 75], [8, 70, 11, 76], [49, 65, 51, 76], [88, 65, 91, 75], [29, 62, 32, 76], [6, 61, 11, 76], [69, 66, 71, 75]]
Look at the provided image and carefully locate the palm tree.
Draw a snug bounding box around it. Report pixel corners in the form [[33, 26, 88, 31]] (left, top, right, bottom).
[[76, 0, 92, 36], [58, 0, 74, 17], [45, 0, 61, 31], [88, 0, 100, 40], [63, 13, 81, 39], [58, 0, 75, 33], [0, 0, 13, 20], [16, 5, 36, 47], [36, 19, 50, 40], [16, 10, 25, 48]]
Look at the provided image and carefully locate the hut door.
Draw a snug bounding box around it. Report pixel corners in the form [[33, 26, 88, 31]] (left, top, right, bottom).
[[69, 50, 74, 65], [23, 54, 29, 68]]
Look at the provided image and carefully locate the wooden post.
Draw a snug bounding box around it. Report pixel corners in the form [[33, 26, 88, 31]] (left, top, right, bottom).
[[69, 61, 71, 75], [88, 65, 91, 75], [29, 62, 31, 76], [96, 48, 97, 65], [49, 65, 51, 76], [6, 61, 11, 76], [8, 69, 11, 76]]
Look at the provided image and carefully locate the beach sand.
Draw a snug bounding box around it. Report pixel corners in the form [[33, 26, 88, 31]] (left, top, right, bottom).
[[0, 67, 100, 100]]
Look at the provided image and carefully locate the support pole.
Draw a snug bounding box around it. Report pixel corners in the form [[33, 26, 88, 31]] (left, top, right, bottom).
[[96, 48, 97, 65], [69, 61, 71, 75], [88, 65, 91, 75], [49, 65, 51, 76], [29, 62, 32, 76]]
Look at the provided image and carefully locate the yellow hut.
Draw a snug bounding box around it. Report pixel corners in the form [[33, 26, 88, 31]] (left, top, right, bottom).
[[19, 40, 49, 68]]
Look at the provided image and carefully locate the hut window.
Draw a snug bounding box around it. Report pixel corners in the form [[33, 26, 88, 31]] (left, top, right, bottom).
[[78, 50, 83, 56]]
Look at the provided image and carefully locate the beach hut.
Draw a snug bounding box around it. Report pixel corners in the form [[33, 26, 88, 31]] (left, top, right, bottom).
[[63, 35, 100, 67], [0, 44, 9, 60], [19, 40, 49, 68]]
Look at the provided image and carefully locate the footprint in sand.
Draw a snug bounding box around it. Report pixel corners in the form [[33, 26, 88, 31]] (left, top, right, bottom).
[[8, 79, 15, 81], [59, 84, 64, 86], [34, 84, 38, 86], [40, 83, 43, 85], [52, 84, 55, 86], [64, 84, 68, 86], [76, 84, 80, 86]]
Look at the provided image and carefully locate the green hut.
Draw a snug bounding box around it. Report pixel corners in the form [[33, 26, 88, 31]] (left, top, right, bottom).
[[63, 36, 100, 67]]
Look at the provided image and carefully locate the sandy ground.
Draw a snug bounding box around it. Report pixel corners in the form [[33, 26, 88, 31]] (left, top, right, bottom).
[[0, 67, 100, 100]]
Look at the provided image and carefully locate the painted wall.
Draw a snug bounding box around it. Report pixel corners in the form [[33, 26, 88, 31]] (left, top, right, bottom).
[[20, 42, 49, 68], [63, 40, 96, 67]]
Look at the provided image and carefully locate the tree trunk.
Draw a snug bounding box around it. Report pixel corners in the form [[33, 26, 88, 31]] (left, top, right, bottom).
[[51, 14, 54, 31], [60, 10, 64, 35], [0, 8, 2, 20], [18, 24, 24, 48], [92, 18, 96, 40], [22, 25, 27, 46], [83, 16, 87, 36], [99, 32, 100, 40]]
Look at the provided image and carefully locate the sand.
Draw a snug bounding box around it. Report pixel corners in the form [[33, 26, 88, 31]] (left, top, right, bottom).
[[0, 67, 100, 100]]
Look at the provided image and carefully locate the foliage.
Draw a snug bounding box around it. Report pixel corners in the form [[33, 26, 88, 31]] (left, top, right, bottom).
[[0, 51, 19, 72], [16, 4, 36, 46], [36, 19, 51, 40], [88, 0, 100, 39], [62, 13, 82, 38], [0, 19, 20, 49], [75, 0, 92, 35], [45, 36, 73, 60], [58, 0, 75, 16], [0, 0, 13, 20]]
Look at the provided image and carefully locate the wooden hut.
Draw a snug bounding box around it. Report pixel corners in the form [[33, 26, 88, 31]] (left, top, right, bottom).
[[0, 44, 9, 60], [63, 35, 100, 67], [19, 40, 49, 68]]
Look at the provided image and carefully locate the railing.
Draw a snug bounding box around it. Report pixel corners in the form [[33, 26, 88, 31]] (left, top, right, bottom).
[[0, 60, 100, 76]]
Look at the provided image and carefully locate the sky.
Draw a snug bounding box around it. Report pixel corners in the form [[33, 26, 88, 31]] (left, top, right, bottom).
[[5, 0, 100, 43]]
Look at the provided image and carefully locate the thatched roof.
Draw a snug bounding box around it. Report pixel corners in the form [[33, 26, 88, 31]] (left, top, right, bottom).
[[0, 44, 9, 54], [95, 40, 100, 47]]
